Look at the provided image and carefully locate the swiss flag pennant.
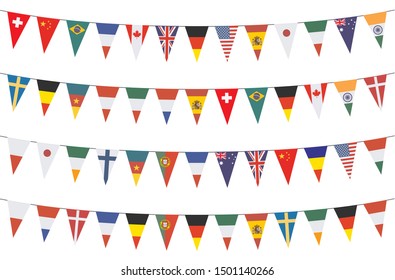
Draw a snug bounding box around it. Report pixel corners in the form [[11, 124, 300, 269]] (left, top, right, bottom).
[[8, 12, 31, 47], [215, 89, 238, 123], [37, 17, 60, 52]]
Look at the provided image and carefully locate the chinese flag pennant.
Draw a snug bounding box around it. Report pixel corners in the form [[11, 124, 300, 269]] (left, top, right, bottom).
[[185, 215, 209, 249], [245, 25, 268, 60], [364, 200, 386, 236], [126, 25, 149, 59], [67, 209, 90, 243], [245, 151, 268, 186], [364, 137, 386, 174], [185, 89, 208, 124], [155, 89, 179, 124], [274, 86, 298, 121], [304, 83, 327, 118], [96, 23, 119, 58], [215, 89, 238, 123], [304, 20, 327, 56], [96, 86, 119, 121], [37, 17, 60, 52], [37, 80, 60, 116], [8, 138, 29, 174], [275, 23, 297, 57], [215, 215, 238, 249], [67, 21, 89, 56], [126, 88, 149, 122], [364, 75, 387, 109], [8, 201, 30, 236], [8, 12, 30, 47], [334, 17, 357, 52], [215, 26, 238, 61], [275, 212, 298, 247], [304, 146, 327, 182], [155, 152, 179, 187], [37, 142, 59, 177], [185, 152, 208, 187], [245, 88, 268, 123], [364, 12, 386, 48], [274, 149, 298, 184], [156, 215, 179, 249], [304, 209, 327, 244], [96, 211, 119, 247], [215, 151, 238, 187], [185, 26, 208, 61], [66, 83, 90, 119], [334, 142, 357, 179], [126, 150, 149, 186], [334, 206, 357, 241], [245, 213, 268, 248], [156, 26, 179, 61], [126, 214, 149, 248], [334, 79, 357, 116], [97, 149, 118, 184], [8, 75, 30, 111], [66, 146, 90, 182], [37, 205, 60, 241]]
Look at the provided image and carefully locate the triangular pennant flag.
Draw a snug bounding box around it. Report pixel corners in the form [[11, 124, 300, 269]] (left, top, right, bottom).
[[215, 89, 238, 123], [37, 205, 60, 241], [334, 79, 357, 115], [37, 17, 60, 52], [275, 23, 297, 57], [334, 206, 357, 241], [364, 200, 386, 236], [215, 151, 238, 187], [245, 25, 267, 60], [67, 21, 89, 55], [155, 89, 179, 124], [126, 150, 149, 185], [156, 26, 179, 61], [8, 12, 30, 47], [186, 26, 208, 61], [97, 149, 118, 184], [275, 86, 298, 121], [185, 89, 208, 124], [334, 142, 357, 179], [304, 146, 327, 182], [364, 75, 387, 109], [126, 25, 149, 59], [66, 83, 89, 119], [185, 152, 208, 187], [37, 142, 59, 177], [185, 215, 208, 249], [304, 83, 327, 118], [274, 149, 298, 184], [275, 212, 298, 247], [8, 138, 29, 173], [37, 80, 60, 116], [245, 213, 268, 248], [66, 209, 89, 243], [96, 23, 119, 58], [8, 201, 29, 236], [156, 215, 178, 249], [334, 17, 357, 52], [96, 86, 119, 121], [7, 75, 30, 111], [304, 209, 327, 244], [245, 88, 268, 122], [126, 88, 149, 122], [215, 215, 238, 249], [96, 211, 119, 247], [304, 20, 327, 55], [215, 26, 238, 61], [364, 12, 386, 47], [67, 146, 90, 182], [126, 214, 149, 248], [155, 152, 178, 186], [364, 137, 386, 174], [245, 150, 268, 186]]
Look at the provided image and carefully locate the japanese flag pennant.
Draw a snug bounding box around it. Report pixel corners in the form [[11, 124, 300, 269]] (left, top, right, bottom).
[[215, 89, 238, 123], [215, 215, 238, 249], [185, 152, 208, 187], [245, 25, 267, 60], [67, 209, 90, 243], [8, 138, 29, 174], [215, 151, 238, 187], [8, 201, 30, 236], [156, 152, 179, 187], [156, 215, 179, 249], [364, 75, 387, 109], [215, 26, 238, 61], [275, 23, 297, 57], [126, 25, 149, 59], [37, 205, 60, 241], [96, 211, 119, 247], [305, 83, 327, 118], [364, 200, 386, 236], [185, 89, 208, 124], [186, 215, 208, 249], [37, 17, 60, 52], [334, 206, 357, 241], [37, 142, 59, 177], [334, 142, 357, 179], [304, 209, 327, 244], [274, 149, 298, 184], [126, 150, 149, 186], [245, 150, 268, 186], [155, 89, 179, 124], [245, 213, 267, 248], [8, 12, 30, 47], [126, 213, 149, 248], [96, 86, 119, 121], [186, 26, 208, 61]]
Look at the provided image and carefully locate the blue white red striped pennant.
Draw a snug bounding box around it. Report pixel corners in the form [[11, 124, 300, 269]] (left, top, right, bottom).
[[96, 23, 119, 58], [96, 211, 119, 247]]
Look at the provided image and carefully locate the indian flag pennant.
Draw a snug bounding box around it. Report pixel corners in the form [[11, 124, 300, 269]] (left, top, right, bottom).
[[185, 152, 208, 187], [66, 146, 90, 182], [275, 212, 297, 247], [8, 75, 30, 111], [364, 200, 386, 236], [334, 206, 357, 241], [156, 215, 178, 249], [66, 83, 89, 119], [8, 138, 29, 174], [364, 137, 386, 174], [364, 75, 387, 109], [37, 80, 60, 116], [364, 12, 386, 48], [67, 209, 90, 243], [304, 83, 327, 118], [37, 205, 60, 241], [304, 20, 327, 56], [304, 209, 327, 244], [126, 150, 149, 185], [155, 89, 179, 124], [8, 201, 30, 236], [185, 89, 208, 124], [186, 215, 208, 249], [334, 79, 357, 116], [126, 214, 149, 248], [245, 25, 268, 60], [304, 146, 327, 182], [156, 152, 179, 187], [96, 211, 119, 247], [96, 86, 119, 121], [245, 213, 267, 248], [96, 23, 119, 58], [37, 142, 59, 177], [215, 215, 238, 249], [126, 88, 149, 123]]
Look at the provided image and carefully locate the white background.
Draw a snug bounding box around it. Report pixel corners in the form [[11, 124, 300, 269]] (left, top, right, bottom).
[[0, 0, 394, 279]]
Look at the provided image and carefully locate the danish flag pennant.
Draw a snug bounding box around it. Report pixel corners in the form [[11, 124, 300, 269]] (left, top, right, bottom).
[[364, 75, 387, 109], [8, 12, 30, 47]]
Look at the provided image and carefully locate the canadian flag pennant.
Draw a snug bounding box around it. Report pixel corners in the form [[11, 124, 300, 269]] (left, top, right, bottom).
[[126, 25, 149, 59], [37, 17, 60, 52], [304, 83, 327, 118], [8, 12, 30, 47], [215, 89, 238, 123], [8, 138, 30, 173]]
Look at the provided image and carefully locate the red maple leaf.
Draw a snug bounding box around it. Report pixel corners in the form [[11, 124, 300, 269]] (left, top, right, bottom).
[[312, 89, 321, 97], [133, 30, 141, 38]]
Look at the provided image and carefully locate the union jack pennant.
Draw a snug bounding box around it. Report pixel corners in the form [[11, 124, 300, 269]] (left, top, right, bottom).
[[215, 152, 226, 160], [334, 19, 346, 26], [156, 26, 179, 61], [245, 150, 268, 186]]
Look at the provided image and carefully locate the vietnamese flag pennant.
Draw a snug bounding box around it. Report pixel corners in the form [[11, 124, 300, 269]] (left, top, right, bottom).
[[215, 89, 238, 123], [364, 200, 386, 236], [245, 213, 267, 248], [37, 205, 60, 241], [97, 149, 118, 184], [186, 215, 208, 249], [275, 23, 297, 57], [7, 75, 30, 111], [245, 150, 268, 186], [185, 89, 208, 124], [275, 149, 298, 184], [96, 211, 119, 247], [156, 215, 178, 249], [8, 138, 29, 174], [156, 26, 179, 61], [334, 205, 357, 241], [8, 201, 30, 237], [334, 17, 357, 52], [364, 75, 387, 109], [126, 88, 149, 123], [334, 79, 357, 116], [67, 21, 89, 56], [245, 88, 268, 123], [66, 83, 89, 119], [37, 80, 60, 116], [186, 26, 208, 61], [96, 23, 119, 58], [155, 89, 179, 124], [215, 26, 238, 61], [245, 25, 267, 60], [304, 20, 327, 56], [334, 142, 357, 179], [126, 214, 149, 248], [215, 215, 238, 249], [126, 25, 149, 59], [304, 209, 327, 244], [305, 83, 327, 118], [37, 17, 60, 52], [275, 212, 298, 247], [364, 12, 386, 48], [304, 146, 327, 182], [156, 152, 179, 186], [215, 151, 238, 187], [37, 142, 59, 177], [364, 137, 386, 174], [67, 209, 90, 243], [126, 150, 149, 185], [274, 86, 298, 121], [185, 152, 208, 187], [8, 12, 30, 47], [66, 146, 90, 182], [96, 86, 119, 121]]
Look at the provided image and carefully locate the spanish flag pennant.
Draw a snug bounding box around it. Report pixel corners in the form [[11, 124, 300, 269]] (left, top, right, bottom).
[[66, 83, 89, 119], [37, 17, 60, 52], [8, 12, 30, 48], [126, 88, 149, 123], [96, 86, 119, 121], [126, 25, 149, 59], [245, 88, 268, 123], [155, 152, 179, 187], [8, 201, 30, 237], [37, 80, 60, 116], [334, 79, 357, 116], [304, 209, 327, 244], [364, 137, 386, 174], [66, 209, 90, 243], [155, 89, 179, 124], [215, 89, 238, 124], [304, 146, 327, 182], [185, 89, 208, 124], [156, 215, 179, 249], [126, 213, 149, 248], [8, 138, 29, 174], [185, 26, 208, 61], [364, 75, 387, 109], [96, 23, 119, 58], [304, 83, 327, 118], [245, 213, 268, 248], [364, 12, 386, 48], [67, 20, 89, 56], [274, 86, 298, 121], [334, 205, 357, 241], [364, 200, 386, 236], [185, 215, 208, 249], [37, 205, 60, 241], [66, 146, 90, 182], [274, 149, 298, 184], [215, 215, 238, 249], [245, 25, 267, 60], [304, 20, 327, 56], [125, 150, 149, 186], [96, 211, 119, 247], [275, 212, 298, 247], [8, 75, 30, 111], [185, 152, 208, 187]]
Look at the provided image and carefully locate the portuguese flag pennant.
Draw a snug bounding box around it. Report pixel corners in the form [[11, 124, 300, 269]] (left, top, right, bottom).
[[185, 215, 209, 249], [304, 209, 327, 244], [126, 150, 149, 186], [126, 213, 149, 248], [215, 214, 238, 249], [185, 26, 208, 61], [245, 213, 268, 248], [364, 200, 386, 236], [8, 201, 30, 236], [334, 205, 357, 241], [156, 152, 179, 187], [156, 215, 179, 249]]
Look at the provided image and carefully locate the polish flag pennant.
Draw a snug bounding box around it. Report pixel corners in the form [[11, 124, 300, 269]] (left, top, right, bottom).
[[67, 209, 90, 243], [8, 12, 30, 47], [8, 201, 30, 236], [37, 205, 60, 241], [215, 89, 238, 123], [96, 211, 119, 247], [126, 25, 149, 59], [37, 17, 60, 52], [96, 86, 119, 121], [8, 138, 30, 173], [37, 142, 59, 177]]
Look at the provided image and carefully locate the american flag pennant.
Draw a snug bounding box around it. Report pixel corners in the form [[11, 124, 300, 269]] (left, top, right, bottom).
[[334, 143, 357, 179], [156, 26, 179, 61], [215, 26, 238, 61]]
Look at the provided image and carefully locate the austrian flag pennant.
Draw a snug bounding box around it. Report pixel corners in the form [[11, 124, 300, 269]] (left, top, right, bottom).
[[216, 89, 238, 123], [8, 12, 30, 47]]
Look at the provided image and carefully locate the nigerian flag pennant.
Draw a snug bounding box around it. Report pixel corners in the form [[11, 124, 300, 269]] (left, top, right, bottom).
[[275, 23, 297, 57], [8, 12, 30, 48], [96, 86, 119, 121], [245, 151, 268, 186], [67, 146, 90, 182], [156, 152, 179, 186], [126, 214, 149, 248], [126, 25, 149, 59], [126, 88, 149, 123], [156, 215, 179, 249], [364, 200, 386, 236], [8, 138, 29, 174], [8, 75, 30, 111], [245, 88, 267, 123], [186, 26, 208, 61], [304, 209, 327, 244], [334, 79, 357, 116], [304, 83, 327, 118], [96, 211, 119, 247], [334, 205, 357, 241], [245, 213, 268, 248], [96, 23, 119, 58], [215, 26, 238, 61], [126, 150, 149, 185], [245, 25, 268, 60], [185, 152, 208, 187], [8, 201, 30, 237], [97, 149, 118, 184], [274, 149, 298, 184], [215, 215, 238, 249], [37, 80, 60, 116], [37, 17, 60, 53], [37, 142, 59, 177], [66, 83, 89, 119], [186, 215, 208, 249], [274, 86, 298, 121], [37, 205, 60, 241], [156, 26, 179, 61], [67, 209, 89, 243], [304, 20, 327, 56], [216, 89, 238, 124], [67, 21, 89, 55], [364, 137, 386, 174], [215, 151, 238, 187], [364, 12, 386, 48], [334, 17, 357, 52], [334, 142, 357, 179], [304, 146, 327, 182], [364, 75, 387, 109], [275, 212, 298, 247], [155, 89, 179, 124], [185, 89, 208, 124]]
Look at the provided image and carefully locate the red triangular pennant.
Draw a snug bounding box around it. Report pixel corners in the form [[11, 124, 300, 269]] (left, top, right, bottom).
[[215, 89, 238, 123], [8, 12, 30, 47], [274, 149, 298, 184], [37, 17, 60, 52]]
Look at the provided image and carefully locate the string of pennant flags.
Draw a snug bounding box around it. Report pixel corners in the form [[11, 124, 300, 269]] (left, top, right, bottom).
[[2, 133, 391, 186], [1, 197, 391, 249], [5, 72, 394, 123], [2, 9, 393, 60]]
